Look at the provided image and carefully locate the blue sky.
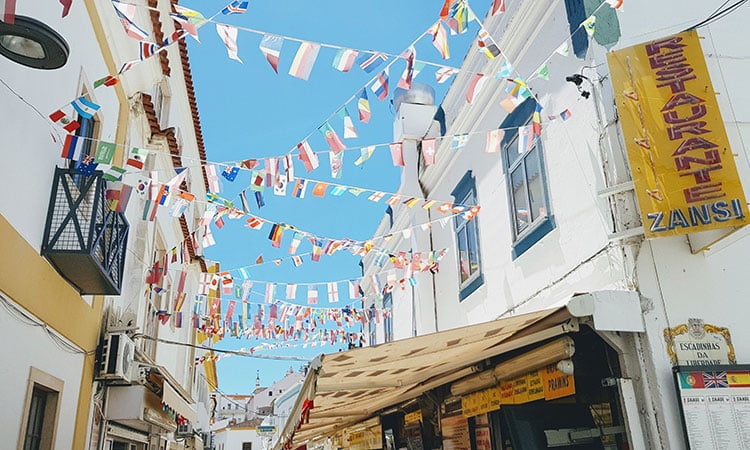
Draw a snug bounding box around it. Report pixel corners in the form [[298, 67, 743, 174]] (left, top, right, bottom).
[[182, 0, 491, 393]]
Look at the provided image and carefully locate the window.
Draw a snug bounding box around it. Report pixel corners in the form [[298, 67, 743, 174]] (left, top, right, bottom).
[[499, 98, 555, 259], [20, 368, 63, 450], [383, 293, 393, 343], [242, 443, 252, 450], [451, 171, 483, 300]]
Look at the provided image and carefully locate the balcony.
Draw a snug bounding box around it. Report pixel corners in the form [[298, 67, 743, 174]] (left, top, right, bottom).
[[41, 167, 129, 295]]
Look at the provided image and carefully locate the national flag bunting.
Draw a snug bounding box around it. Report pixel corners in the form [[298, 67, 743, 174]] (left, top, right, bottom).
[[435, 67, 458, 84], [389, 142, 404, 166], [139, 41, 160, 61], [297, 140, 319, 172], [1, 0, 16, 24], [327, 282, 339, 303], [560, 109, 572, 121], [222, 0, 248, 15], [71, 96, 101, 119], [259, 34, 283, 73], [356, 51, 387, 73], [336, 107, 358, 139], [354, 145, 375, 166], [429, 21, 450, 59], [477, 29, 500, 59], [532, 103, 543, 135], [357, 89, 371, 123], [49, 108, 80, 133], [307, 286, 318, 305], [61, 134, 83, 159], [222, 166, 240, 181], [485, 129, 504, 153], [126, 147, 149, 170], [371, 69, 389, 101], [329, 152, 343, 179], [268, 223, 283, 248], [312, 182, 329, 197], [293, 179, 308, 198], [289, 41, 320, 80], [318, 121, 345, 154], [93, 75, 119, 88], [397, 47, 416, 90], [332, 48, 358, 72], [422, 138, 436, 166], [492, 0, 506, 15], [451, 134, 469, 150], [113, 1, 149, 40], [216, 24, 242, 63], [466, 73, 488, 103]]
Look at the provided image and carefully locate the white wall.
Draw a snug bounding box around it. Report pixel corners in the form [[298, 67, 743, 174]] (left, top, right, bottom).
[[0, 294, 85, 448], [214, 428, 264, 450]]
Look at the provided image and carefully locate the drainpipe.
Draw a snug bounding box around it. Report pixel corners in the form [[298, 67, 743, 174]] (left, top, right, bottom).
[[392, 84, 437, 335]]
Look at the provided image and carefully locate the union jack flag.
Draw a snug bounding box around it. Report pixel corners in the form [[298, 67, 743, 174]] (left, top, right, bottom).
[[704, 371, 728, 388]]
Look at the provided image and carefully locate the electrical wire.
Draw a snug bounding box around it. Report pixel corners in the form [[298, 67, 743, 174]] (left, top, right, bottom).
[[132, 333, 312, 361], [687, 0, 748, 29]]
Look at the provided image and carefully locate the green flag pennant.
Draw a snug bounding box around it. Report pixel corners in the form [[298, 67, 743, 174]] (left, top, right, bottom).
[[95, 141, 117, 164]]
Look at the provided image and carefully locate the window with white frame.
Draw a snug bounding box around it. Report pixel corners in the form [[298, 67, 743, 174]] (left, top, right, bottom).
[[451, 171, 483, 300], [499, 98, 555, 259]]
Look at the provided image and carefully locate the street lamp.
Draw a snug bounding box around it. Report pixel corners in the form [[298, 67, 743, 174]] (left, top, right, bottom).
[[0, 15, 69, 69]]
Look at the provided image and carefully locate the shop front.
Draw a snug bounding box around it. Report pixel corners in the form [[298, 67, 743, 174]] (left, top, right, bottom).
[[272, 291, 644, 450]]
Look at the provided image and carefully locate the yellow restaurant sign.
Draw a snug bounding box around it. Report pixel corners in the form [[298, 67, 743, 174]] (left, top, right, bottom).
[[607, 30, 748, 238], [462, 367, 574, 417]]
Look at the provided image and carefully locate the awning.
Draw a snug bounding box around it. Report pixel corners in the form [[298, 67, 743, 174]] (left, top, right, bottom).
[[147, 364, 198, 424], [273, 291, 643, 450]]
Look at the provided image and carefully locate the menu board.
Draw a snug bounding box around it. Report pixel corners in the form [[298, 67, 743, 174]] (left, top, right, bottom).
[[674, 365, 750, 449], [441, 414, 471, 450]]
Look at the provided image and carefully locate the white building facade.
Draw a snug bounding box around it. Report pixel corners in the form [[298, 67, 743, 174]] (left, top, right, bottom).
[[353, 1, 750, 449]]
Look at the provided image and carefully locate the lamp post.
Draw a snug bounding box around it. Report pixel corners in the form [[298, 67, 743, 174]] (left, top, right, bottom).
[[0, 15, 68, 69]]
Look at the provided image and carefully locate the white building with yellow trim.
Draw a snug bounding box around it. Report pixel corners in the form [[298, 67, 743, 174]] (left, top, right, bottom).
[[0, 1, 216, 449]]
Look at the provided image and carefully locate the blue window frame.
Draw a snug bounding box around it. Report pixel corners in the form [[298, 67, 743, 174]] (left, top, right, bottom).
[[382, 293, 393, 343], [499, 98, 555, 259], [451, 171, 483, 301]]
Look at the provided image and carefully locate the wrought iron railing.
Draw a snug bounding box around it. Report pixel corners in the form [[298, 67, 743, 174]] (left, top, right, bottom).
[[41, 167, 129, 295]]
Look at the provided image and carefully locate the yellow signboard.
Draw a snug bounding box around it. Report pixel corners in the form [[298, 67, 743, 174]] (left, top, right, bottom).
[[542, 364, 575, 400], [527, 370, 545, 402], [607, 30, 748, 238], [404, 410, 423, 424], [348, 424, 382, 450]]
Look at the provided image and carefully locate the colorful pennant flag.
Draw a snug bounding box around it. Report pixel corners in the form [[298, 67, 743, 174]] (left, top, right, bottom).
[[349, 280, 361, 298], [477, 29, 500, 59], [485, 129, 504, 153], [451, 134, 469, 150], [288, 232, 303, 254], [1, 0, 15, 24], [71, 96, 101, 119], [532, 103, 543, 135], [497, 60, 514, 78], [435, 67, 458, 84], [446, 0, 468, 35], [289, 41, 320, 80], [312, 182, 329, 197], [583, 16, 596, 36], [535, 63, 550, 81], [94, 141, 116, 164], [126, 147, 149, 170], [397, 47, 416, 90], [354, 145, 375, 166], [327, 282, 339, 303], [268, 223, 284, 247], [517, 125, 535, 155], [555, 41, 570, 57], [49, 108, 80, 133], [389, 142, 404, 166], [204, 164, 221, 193], [368, 191, 385, 202], [356, 51, 387, 73], [222, 0, 248, 15], [102, 165, 127, 182], [429, 21, 450, 59], [466, 73, 488, 104], [94, 75, 119, 89], [139, 41, 160, 61], [332, 48, 358, 72], [371, 68, 389, 101], [216, 24, 242, 63], [61, 134, 83, 160], [297, 140, 319, 172], [259, 34, 283, 73], [113, 1, 149, 40], [357, 89, 371, 123], [422, 138, 436, 166], [307, 286, 318, 305], [492, 0, 506, 15], [336, 107, 358, 139], [286, 283, 297, 299], [329, 151, 343, 179], [293, 179, 308, 198], [318, 121, 345, 154], [560, 109, 572, 121], [222, 166, 240, 182]]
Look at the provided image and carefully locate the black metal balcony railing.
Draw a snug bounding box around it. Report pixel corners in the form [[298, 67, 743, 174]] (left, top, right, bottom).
[[41, 167, 129, 295]]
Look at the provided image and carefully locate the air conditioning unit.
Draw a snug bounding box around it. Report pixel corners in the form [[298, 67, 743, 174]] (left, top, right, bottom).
[[176, 423, 193, 437], [98, 332, 135, 383]]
